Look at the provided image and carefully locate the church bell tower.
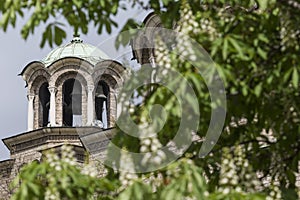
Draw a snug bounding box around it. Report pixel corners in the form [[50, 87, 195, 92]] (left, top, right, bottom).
[[0, 35, 125, 197], [21, 35, 124, 130]]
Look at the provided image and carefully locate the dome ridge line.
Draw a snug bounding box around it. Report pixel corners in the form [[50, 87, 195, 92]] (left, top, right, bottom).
[[41, 36, 110, 67]]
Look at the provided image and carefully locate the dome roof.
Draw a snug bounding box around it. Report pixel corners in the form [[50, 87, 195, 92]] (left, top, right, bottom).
[[42, 36, 109, 66]]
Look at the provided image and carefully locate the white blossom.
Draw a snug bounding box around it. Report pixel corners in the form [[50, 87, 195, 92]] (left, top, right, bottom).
[[119, 150, 138, 186], [139, 133, 166, 166]]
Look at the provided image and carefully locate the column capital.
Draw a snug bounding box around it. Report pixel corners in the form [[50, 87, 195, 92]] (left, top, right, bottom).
[[48, 86, 57, 93], [27, 94, 35, 101], [87, 85, 95, 92]]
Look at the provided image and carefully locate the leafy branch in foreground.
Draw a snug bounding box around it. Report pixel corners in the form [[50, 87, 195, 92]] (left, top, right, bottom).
[[2, 0, 300, 199]]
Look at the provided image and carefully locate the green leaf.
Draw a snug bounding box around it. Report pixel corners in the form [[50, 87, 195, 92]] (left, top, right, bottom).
[[283, 68, 293, 83], [97, 23, 103, 34], [0, 12, 10, 31], [222, 37, 228, 59], [118, 185, 132, 200], [286, 170, 296, 184], [100, 0, 106, 8], [292, 67, 299, 88], [54, 25, 66, 45], [105, 20, 112, 34], [187, 72, 202, 94], [48, 25, 53, 47], [267, 75, 273, 84], [4, 0, 13, 10], [258, 33, 269, 43], [133, 183, 143, 200], [27, 182, 40, 195], [228, 37, 245, 59], [164, 188, 177, 200], [72, 0, 82, 8], [111, 2, 118, 14], [40, 29, 48, 48], [254, 83, 262, 97], [40, 24, 54, 48], [257, 47, 267, 60], [257, 0, 269, 11], [162, 0, 171, 6], [242, 86, 248, 96]]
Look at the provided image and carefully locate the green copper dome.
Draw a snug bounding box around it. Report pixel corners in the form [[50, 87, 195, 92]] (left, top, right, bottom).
[[42, 36, 109, 66]]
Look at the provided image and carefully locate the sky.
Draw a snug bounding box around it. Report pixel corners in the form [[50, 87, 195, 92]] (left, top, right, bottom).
[[0, 5, 148, 160]]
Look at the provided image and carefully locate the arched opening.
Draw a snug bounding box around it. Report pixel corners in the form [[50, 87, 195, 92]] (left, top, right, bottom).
[[95, 81, 109, 128], [62, 79, 82, 126], [39, 82, 50, 127]]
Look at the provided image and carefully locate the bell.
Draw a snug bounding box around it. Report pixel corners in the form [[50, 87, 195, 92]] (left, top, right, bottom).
[[70, 84, 81, 96], [70, 84, 82, 115], [95, 85, 107, 99]]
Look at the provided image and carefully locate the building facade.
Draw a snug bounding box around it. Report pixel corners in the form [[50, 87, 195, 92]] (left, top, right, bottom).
[[0, 35, 125, 198], [0, 13, 159, 198]]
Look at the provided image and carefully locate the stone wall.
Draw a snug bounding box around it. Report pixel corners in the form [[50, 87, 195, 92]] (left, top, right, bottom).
[[0, 127, 109, 199]]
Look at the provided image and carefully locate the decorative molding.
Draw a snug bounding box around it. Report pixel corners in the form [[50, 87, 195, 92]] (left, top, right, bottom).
[[87, 85, 95, 92], [48, 86, 57, 94], [27, 94, 35, 101]]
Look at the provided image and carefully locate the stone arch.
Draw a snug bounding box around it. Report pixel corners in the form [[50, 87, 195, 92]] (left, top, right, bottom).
[[54, 71, 89, 88], [93, 75, 120, 128], [20, 61, 46, 83], [49, 66, 93, 87], [93, 72, 119, 90], [131, 13, 179, 65], [53, 71, 89, 126], [92, 60, 124, 127], [47, 57, 94, 77], [28, 75, 50, 129], [94, 76, 117, 128], [93, 60, 124, 90], [131, 13, 162, 65], [28, 70, 50, 94], [143, 12, 162, 28]]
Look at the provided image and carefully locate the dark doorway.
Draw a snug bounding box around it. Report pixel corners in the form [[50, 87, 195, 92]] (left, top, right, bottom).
[[39, 82, 50, 127]]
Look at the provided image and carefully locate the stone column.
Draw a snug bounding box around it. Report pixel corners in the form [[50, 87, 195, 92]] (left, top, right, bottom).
[[27, 94, 35, 131], [149, 55, 156, 69], [87, 85, 94, 126], [48, 86, 57, 126], [149, 55, 157, 91]]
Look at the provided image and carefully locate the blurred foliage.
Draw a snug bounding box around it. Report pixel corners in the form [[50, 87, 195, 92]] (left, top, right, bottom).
[[0, 0, 120, 47], [11, 145, 118, 200], [11, 150, 265, 200], [1, 0, 300, 199]]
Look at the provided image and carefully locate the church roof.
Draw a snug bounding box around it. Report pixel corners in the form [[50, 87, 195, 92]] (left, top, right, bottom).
[[2, 127, 102, 154], [42, 35, 110, 66]]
